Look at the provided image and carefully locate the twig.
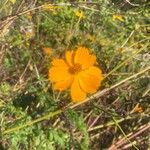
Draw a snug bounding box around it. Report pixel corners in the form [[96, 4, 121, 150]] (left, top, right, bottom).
[[105, 43, 149, 78], [13, 60, 31, 91], [121, 30, 135, 48], [124, 0, 139, 6], [112, 117, 139, 150], [108, 123, 150, 150], [2, 66, 150, 134], [70, 66, 150, 109], [0, 1, 100, 28]]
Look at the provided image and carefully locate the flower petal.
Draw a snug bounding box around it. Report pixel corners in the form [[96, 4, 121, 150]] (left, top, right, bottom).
[[49, 58, 71, 82], [74, 47, 96, 69], [71, 76, 86, 102], [78, 73, 99, 93], [87, 66, 103, 81], [53, 76, 73, 91], [52, 58, 68, 68], [48, 67, 70, 82], [78, 66, 103, 93], [65, 50, 74, 66]]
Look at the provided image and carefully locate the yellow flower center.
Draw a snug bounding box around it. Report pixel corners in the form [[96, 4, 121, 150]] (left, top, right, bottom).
[[68, 63, 82, 74]]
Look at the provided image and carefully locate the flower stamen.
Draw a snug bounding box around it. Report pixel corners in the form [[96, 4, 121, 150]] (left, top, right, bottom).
[[68, 63, 82, 74]]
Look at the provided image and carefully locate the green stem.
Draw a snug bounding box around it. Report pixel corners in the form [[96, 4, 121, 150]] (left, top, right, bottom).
[[112, 117, 139, 150]]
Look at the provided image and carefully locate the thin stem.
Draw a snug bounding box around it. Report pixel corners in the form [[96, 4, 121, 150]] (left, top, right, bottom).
[[2, 66, 149, 135], [104, 43, 149, 78], [112, 117, 139, 150]]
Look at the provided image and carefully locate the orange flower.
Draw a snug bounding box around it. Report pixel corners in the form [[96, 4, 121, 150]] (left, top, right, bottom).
[[48, 47, 103, 103], [43, 47, 52, 56], [134, 105, 143, 113]]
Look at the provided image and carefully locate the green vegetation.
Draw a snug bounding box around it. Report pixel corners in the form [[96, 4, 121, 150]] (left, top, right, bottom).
[[0, 0, 150, 149]]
